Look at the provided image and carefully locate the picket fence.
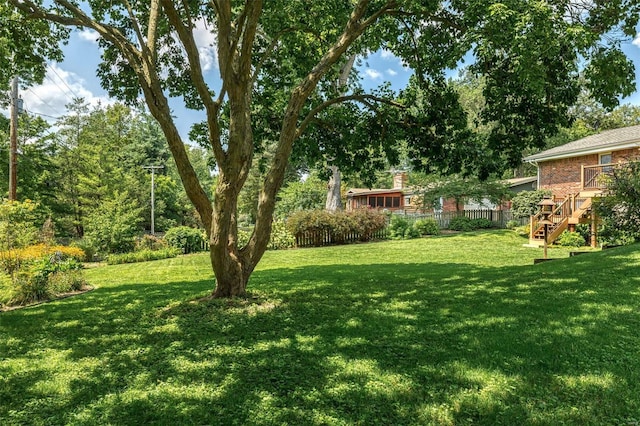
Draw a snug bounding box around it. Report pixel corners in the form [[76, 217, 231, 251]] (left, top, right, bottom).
[[395, 209, 525, 229]]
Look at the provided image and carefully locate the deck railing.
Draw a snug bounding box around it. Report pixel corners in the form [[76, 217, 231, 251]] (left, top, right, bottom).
[[582, 163, 615, 190]]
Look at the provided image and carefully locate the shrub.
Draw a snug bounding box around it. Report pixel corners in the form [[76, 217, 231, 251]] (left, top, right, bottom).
[[413, 218, 440, 236], [388, 216, 412, 239], [267, 221, 295, 250], [164, 226, 206, 254], [84, 192, 144, 255], [514, 224, 530, 237], [48, 270, 85, 292], [470, 218, 494, 229], [0, 244, 85, 274], [6, 256, 86, 306], [106, 247, 181, 265], [557, 230, 586, 247], [506, 220, 520, 229], [0, 199, 43, 250], [511, 189, 553, 219], [286, 209, 387, 245], [238, 228, 252, 248], [71, 239, 98, 262], [448, 216, 474, 232], [135, 234, 167, 251]]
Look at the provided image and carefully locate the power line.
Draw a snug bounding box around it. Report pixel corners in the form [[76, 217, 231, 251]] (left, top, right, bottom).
[[47, 63, 81, 100], [26, 88, 59, 115], [24, 109, 61, 120], [44, 73, 75, 103]]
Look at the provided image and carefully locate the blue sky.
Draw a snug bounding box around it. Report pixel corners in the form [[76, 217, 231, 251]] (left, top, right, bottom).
[[9, 26, 640, 142]]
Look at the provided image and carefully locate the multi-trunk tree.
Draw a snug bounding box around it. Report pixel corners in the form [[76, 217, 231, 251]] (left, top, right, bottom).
[[7, 0, 638, 297]]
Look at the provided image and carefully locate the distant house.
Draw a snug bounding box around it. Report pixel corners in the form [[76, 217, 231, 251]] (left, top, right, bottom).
[[346, 172, 536, 213], [346, 172, 412, 212], [524, 125, 640, 246]]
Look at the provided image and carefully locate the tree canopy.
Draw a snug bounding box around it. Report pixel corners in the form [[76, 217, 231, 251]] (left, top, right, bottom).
[[5, 0, 639, 297]]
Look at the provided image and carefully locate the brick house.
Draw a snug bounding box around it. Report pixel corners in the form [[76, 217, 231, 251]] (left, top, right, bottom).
[[346, 172, 536, 213], [346, 172, 412, 212], [524, 125, 640, 246]]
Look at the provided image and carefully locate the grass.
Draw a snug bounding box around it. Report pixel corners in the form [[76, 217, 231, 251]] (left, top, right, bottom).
[[1, 230, 639, 425]]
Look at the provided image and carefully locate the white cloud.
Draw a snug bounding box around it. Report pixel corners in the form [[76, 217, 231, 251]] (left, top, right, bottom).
[[380, 49, 395, 60], [633, 33, 640, 47], [365, 69, 382, 79], [386, 68, 398, 76], [78, 29, 100, 44], [193, 19, 218, 71], [21, 63, 109, 121]]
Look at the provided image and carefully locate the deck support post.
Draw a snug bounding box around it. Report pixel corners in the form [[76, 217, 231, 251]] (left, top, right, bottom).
[[590, 210, 597, 248]]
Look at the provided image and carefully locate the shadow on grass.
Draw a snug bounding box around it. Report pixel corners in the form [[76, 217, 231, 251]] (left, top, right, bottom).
[[1, 248, 639, 425]]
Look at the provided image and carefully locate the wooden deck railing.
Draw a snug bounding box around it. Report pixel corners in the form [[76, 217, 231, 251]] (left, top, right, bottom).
[[582, 163, 615, 190]]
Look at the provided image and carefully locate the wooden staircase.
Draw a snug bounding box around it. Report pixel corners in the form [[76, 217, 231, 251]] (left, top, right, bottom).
[[529, 193, 597, 246]]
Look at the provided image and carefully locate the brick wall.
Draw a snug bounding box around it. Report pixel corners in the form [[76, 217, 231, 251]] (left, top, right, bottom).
[[538, 147, 640, 198]]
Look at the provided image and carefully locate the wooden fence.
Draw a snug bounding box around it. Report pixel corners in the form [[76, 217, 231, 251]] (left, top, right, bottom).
[[293, 227, 388, 248]]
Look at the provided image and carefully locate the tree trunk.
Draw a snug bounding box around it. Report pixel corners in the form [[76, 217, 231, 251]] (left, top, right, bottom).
[[325, 165, 343, 211]]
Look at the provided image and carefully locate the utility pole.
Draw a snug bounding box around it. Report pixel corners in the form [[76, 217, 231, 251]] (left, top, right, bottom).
[[8, 76, 19, 201], [143, 165, 164, 235]]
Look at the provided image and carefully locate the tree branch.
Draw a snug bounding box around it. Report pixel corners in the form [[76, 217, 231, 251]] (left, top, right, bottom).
[[297, 94, 406, 136], [159, 0, 225, 163]]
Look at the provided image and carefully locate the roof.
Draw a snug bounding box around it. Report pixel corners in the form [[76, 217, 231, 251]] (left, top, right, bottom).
[[346, 188, 407, 197], [524, 125, 640, 162], [504, 176, 537, 187]]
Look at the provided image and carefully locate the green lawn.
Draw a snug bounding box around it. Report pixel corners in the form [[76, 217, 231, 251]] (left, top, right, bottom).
[[1, 231, 639, 425]]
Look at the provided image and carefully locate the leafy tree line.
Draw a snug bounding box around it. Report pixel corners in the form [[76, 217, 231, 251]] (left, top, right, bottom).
[[0, 100, 214, 248]]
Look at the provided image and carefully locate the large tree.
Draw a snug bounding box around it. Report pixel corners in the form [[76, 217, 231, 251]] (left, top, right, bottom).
[[7, 0, 638, 297]]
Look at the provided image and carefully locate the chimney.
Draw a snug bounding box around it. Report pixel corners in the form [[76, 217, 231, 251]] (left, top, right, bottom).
[[393, 171, 407, 189]]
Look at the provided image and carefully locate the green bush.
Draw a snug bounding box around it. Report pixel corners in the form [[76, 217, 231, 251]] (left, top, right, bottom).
[[506, 220, 520, 229], [164, 226, 206, 254], [135, 234, 167, 251], [388, 216, 412, 239], [0, 199, 42, 250], [48, 271, 86, 292], [84, 192, 144, 255], [514, 224, 530, 237], [267, 221, 295, 250], [286, 209, 387, 245], [597, 224, 637, 247], [106, 247, 181, 265], [7, 256, 86, 306], [470, 218, 494, 229], [413, 218, 440, 236], [448, 216, 474, 232], [557, 230, 586, 247], [71, 239, 98, 262], [511, 189, 553, 219], [448, 216, 495, 232]]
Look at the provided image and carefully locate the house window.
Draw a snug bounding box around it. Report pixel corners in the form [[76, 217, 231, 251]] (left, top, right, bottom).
[[393, 197, 400, 208], [368, 197, 376, 207], [600, 153, 612, 172], [385, 197, 392, 208], [377, 196, 384, 207]]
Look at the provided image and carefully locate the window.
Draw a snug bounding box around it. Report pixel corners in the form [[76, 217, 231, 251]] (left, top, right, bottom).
[[600, 153, 613, 172]]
